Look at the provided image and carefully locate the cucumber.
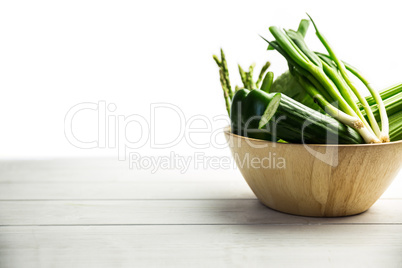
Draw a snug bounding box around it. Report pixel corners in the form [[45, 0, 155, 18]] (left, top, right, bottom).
[[259, 92, 364, 144]]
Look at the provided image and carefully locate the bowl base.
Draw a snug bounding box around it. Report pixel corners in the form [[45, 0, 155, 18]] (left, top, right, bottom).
[[258, 199, 369, 218]]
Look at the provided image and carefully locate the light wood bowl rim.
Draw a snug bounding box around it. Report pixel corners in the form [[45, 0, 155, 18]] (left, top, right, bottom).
[[224, 126, 402, 148]]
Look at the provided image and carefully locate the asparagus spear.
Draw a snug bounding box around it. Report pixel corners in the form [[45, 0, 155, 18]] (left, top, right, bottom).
[[213, 49, 232, 116]]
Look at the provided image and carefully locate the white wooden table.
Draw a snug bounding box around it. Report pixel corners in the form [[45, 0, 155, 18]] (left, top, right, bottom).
[[1, 159, 401, 267]]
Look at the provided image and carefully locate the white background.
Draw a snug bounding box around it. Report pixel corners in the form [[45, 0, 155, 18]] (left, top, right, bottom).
[[0, 0, 401, 193]]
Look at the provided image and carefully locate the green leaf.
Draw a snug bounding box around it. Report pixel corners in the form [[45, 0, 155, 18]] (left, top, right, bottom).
[[297, 19, 310, 38]]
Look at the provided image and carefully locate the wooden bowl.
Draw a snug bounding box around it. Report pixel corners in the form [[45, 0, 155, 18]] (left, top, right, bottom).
[[224, 127, 402, 217]]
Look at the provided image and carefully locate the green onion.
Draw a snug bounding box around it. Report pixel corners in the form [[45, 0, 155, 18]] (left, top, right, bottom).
[[296, 75, 362, 129], [306, 14, 386, 141], [315, 53, 402, 106], [265, 19, 381, 143], [268, 26, 356, 116], [318, 55, 373, 133]]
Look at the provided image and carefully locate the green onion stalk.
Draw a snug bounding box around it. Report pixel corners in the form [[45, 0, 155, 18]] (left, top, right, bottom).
[[296, 75, 363, 129], [316, 54, 402, 107], [264, 17, 387, 143], [315, 52, 391, 142], [306, 15, 386, 142]]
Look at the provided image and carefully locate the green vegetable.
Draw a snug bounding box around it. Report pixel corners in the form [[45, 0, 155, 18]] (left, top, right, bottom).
[[307, 15, 385, 141], [212, 49, 233, 116], [230, 89, 363, 144], [296, 75, 364, 130], [314, 52, 390, 141], [315, 53, 402, 107], [267, 26, 364, 130], [388, 111, 402, 141], [366, 83, 402, 105], [256, 62, 271, 88], [257, 91, 363, 144], [273, 54, 401, 140], [363, 91, 402, 122], [264, 17, 386, 143], [238, 62, 271, 90], [270, 70, 320, 110], [230, 89, 249, 136], [260, 71, 274, 93], [231, 89, 274, 141], [213, 19, 402, 144]]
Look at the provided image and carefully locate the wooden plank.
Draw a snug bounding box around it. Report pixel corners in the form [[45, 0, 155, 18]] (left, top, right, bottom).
[[0, 225, 401, 268], [1, 180, 401, 200], [0, 158, 257, 199], [0, 199, 401, 226], [0, 159, 245, 183], [1, 183, 401, 200], [1, 158, 401, 199], [0, 181, 255, 200]]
